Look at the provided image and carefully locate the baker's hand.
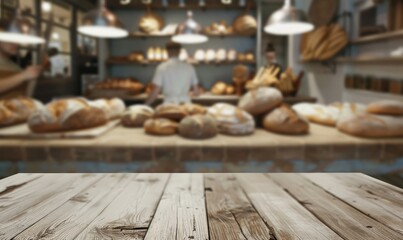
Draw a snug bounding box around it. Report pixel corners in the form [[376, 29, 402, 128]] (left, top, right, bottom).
[[21, 65, 42, 81]]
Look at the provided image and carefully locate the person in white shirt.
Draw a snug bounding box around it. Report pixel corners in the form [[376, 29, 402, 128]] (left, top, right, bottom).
[[145, 42, 200, 105]]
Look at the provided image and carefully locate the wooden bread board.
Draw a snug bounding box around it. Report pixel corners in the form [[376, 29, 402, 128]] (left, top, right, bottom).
[[0, 120, 120, 139]]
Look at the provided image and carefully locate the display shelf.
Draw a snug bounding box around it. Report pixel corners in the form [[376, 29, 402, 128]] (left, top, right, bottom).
[[336, 56, 403, 64], [350, 30, 403, 44], [105, 59, 257, 66], [108, 2, 256, 10], [128, 32, 256, 39]]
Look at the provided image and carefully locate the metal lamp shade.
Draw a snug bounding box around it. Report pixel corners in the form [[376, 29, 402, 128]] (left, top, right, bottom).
[[78, 0, 128, 38], [172, 11, 208, 44], [0, 10, 44, 45], [264, 0, 314, 35]]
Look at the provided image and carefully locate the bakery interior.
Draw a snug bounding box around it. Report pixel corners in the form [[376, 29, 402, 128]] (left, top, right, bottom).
[[0, 0, 402, 186]]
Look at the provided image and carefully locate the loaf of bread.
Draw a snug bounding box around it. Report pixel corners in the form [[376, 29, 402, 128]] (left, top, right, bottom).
[[121, 105, 154, 128], [144, 118, 178, 136], [366, 100, 403, 116], [238, 87, 283, 116], [28, 98, 108, 133], [211, 81, 228, 95], [331, 102, 367, 123], [292, 103, 340, 126], [154, 104, 187, 121], [139, 13, 164, 33], [179, 115, 218, 139], [208, 103, 255, 135], [233, 14, 257, 34], [181, 103, 206, 116], [337, 114, 403, 138], [90, 98, 125, 120], [263, 104, 309, 135], [0, 97, 44, 127]]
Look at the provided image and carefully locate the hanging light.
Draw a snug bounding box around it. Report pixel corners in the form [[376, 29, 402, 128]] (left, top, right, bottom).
[[264, 0, 314, 35], [0, 2, 45, 45], [172, 11, 208, 44], [78, 0, 128, 38]]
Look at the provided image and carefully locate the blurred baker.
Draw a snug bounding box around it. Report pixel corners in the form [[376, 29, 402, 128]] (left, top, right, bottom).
[[146, 41, 199, 105]]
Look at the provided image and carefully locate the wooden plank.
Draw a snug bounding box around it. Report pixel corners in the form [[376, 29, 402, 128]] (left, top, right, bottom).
[[76, 173, 170, 240], [0, 174, 42, 196], [269, 174, 403, 240], [205, 174, 272, 240], [0, 174, 101, 239], [14, 174, 134, 240], [144, 174, 209, 240], [303, 173, 403, 234], [235, 174, 342, 240]]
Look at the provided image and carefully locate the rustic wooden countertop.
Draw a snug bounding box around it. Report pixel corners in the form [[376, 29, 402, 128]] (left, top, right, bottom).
[[0, 173, 401, 239]]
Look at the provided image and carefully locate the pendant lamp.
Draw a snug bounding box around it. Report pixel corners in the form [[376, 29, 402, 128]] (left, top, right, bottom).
[[264, 0, 314, 35], [172, 11, 208, 44], [78, 0, 128, 38], [0, 1, 44, 45]]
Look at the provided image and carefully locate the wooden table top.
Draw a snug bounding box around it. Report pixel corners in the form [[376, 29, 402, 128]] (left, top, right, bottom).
[[0, 173, 402, 240]]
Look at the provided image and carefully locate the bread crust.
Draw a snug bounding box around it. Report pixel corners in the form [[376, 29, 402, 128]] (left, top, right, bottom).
[[179, 115, 218, 139], [154, 104, 187, 121], [238, 87, 283, 116], [367, 100, 403, 116], [122, 105, 154, 128], [144, 118, 178, 136], [263, 104, 309, 135]]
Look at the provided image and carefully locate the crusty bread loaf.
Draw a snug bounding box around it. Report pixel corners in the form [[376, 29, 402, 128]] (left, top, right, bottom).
[[337, 113, 403, 138], [208, 103, 255, 135], [28, 98, 108, 133], [292, 103, 340, 126], [0, 97, 44, 127], [238, 87, 283, 116], [154, 104, 187, 121], [144, 118, 178, 136], [181, 103, 206, 116], [90, 98, 125, 120], [211, 81, 228, 95], [366, 100, 403, 116], [179, 115, 218, 139], [121, 105, 154, 128], [233, 14, 257, 34], [263, 104, 309, 135], [330, 102, 367, 123]]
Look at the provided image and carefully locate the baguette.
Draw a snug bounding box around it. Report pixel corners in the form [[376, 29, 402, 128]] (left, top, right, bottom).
[[367, 100, 403, 116]]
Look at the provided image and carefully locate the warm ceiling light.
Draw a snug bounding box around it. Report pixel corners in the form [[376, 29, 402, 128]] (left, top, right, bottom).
[[51, 32, 59, 40], [0, 6, 45, 45], [172, 11, 208, 44], [78, 0, 128, 39], [42, 1, 52, 12], [264, 0, 314, 35]]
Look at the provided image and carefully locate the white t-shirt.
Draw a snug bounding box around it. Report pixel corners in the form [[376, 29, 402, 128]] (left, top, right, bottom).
[[152, 58, 198, 104]]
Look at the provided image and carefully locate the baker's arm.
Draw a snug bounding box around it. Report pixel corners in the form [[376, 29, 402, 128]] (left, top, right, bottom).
[[0, 66, 41, 94], [145, 85, 161, 106]]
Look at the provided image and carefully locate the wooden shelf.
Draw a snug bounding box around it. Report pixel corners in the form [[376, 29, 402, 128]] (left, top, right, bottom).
[[108, 2, 256, 10], [336, 56, 403, 64], [106, 59, 256, 66], [351, 30, 403, 45], [128, 32, 256, 39]]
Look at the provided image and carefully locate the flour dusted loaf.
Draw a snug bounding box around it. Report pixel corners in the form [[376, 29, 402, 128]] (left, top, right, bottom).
[[181, 103, 206, 116], [90, 98, 125, 120], [263, 104, 309, 135], [331, 102, 367, 123], [144, 118, 178, 136], [179, 115, 218, 139], [154, 104, 187, 121], [292, 103, 340, 126], [337, 114, 403, 138], [208, 103, 255, 135], [28, 98, 108, 133], [121, 105, 154, 128], [238, 87, 283, 116], [366, 100, 403, 116], [0, 97, 44, 127]]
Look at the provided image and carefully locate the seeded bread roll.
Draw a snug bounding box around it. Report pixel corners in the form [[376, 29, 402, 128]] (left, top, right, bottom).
[[263, 104, 309, 135], [90, 98, 125, 120], [238, 87, 283, 116], [154, 104, 187, 121], [0, 97, 44, 127], [366, 100, 403, 116], [144, 118, 178, 136], [179, 115, 218, 139], [121, 105, 154, 128], [28, 98, 108, 133]]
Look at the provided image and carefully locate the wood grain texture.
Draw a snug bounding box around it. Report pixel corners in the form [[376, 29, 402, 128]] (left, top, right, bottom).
[[76, 173, 170, 240], [205, 174, 272, 240], [0, 174, 101, 239], [236, 174, 342, 240], [269, 173, 403, 240], [0, 173, 42, 196], [144, 174, 209, 240], [14, 174, 133, 240], [303, 173, 403, 234]]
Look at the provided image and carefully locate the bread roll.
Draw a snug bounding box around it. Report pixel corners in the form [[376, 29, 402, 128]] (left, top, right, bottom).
[[292, 103, 340, 126], [179, 115, 218, 139], [155, 104, 187, 121], [0, 97, 44, 127], [233, 14, 257, 34], [121, 105, 154, 128], [90, 98, 125, 120], [211, 81, 228, 95], [182, 103, 206, 116], [208, 103, 255, 135], [337, 114, 403, 138], [28, 98, 108, 133], [139, 13, 164, 33], [367, 100, 403, 116], [238, 87, 283, 116], [144, 118, 178, 136], [263, 104, 309, 135]]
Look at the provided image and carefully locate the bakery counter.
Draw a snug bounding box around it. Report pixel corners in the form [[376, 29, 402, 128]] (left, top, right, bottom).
[[0, 123, 402, 176]]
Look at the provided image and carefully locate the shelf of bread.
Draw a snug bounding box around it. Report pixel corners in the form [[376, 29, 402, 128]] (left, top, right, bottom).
[[108, 2, 256, 10], [350, 29, 403, 45], [336, 56, 403, 64], [129, 32, 256, 38]]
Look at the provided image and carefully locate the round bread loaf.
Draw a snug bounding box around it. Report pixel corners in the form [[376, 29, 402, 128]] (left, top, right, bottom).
[[233, 14, 257, 34], [211, 82, 228, 95], [0, 97, 44, 127], [155, 104, 187, 121], [139, 13, 164, 33], [28, 98, 108, 133], [179, 115, 218, 139], [90, 98, 125, 120], [238, 87, 283, 116], [337, 114, 403, 138], [263, 104, 309, 135], [144, 118, 178, 136], [292, 103, 340, 126], [182, 103, 206, 116], [121, 105, 154, 128], [366, 100, 403, 116], [208, 103, 255, 135]]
